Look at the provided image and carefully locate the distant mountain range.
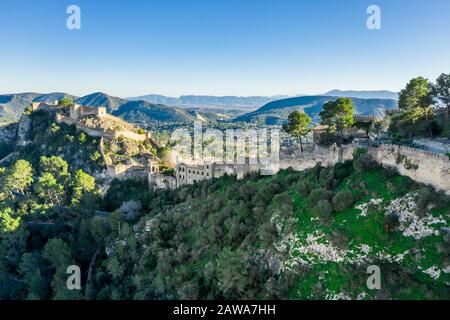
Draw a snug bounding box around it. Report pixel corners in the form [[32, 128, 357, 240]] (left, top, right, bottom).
[[0, 92, 227, 125], [111, 100, 196, 125], [127, 94, 289, 110], [0, 90, 399, 126], [0, 92, 79, 121], [324, 90, 399, 100], [76, 92, 127, 112], [129, 90, 399, 108], [234, 95, 398, 125]]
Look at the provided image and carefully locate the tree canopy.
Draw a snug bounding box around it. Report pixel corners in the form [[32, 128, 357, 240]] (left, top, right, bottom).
[[398, 77, 432, 115], [431, 73, 450, 118], [282, 111, 312, 152], [58, 97, 73, 106], [2, 160, 34, 198], [319, 98, 355, 144]]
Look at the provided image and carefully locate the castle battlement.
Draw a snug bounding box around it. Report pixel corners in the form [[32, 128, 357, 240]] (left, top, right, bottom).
[[169, 142, 450, 194], [353, 114, 379, 122], [381, 144, 449, 161]]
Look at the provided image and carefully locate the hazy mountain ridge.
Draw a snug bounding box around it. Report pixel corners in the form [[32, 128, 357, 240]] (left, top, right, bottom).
[[0, 92, 198, 124], [324, 90, 399, 100], [234, 95, 398, 124], [111, 100, 197, 125], [128, 94, 289, 109], [0, 92, 79, 120], [75, 92, 127, 112], [0, 90, 399, 125]]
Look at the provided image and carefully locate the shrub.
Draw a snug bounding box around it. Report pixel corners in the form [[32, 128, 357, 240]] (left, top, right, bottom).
[[58, 97, 73, 106], [415, 186, 449, 216], [333, 161, 353, 181], [332, 190, 355, 212], [353, 147, 368, 159], [311, 200, 332, 218], [308, 188, 333, 207], [298, 181, 311, 197], [327, 229, 349, 249], [384, 214, 400, 231], [353, 152, 377, 172]]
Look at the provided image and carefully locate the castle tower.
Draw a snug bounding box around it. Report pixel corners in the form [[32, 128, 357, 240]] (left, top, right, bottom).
[[69, 104, 81, 120], [148, 158, 160, 191]]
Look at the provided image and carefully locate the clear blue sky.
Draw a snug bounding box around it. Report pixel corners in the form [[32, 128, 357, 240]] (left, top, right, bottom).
[[1, 0, 449, 97]]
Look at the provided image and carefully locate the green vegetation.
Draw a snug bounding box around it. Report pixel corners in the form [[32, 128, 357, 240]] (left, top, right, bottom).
[[431, 73, 450, 120], [58, 98, 74, 107], [319, 98, 355, 145], [283, 111, 312, 152], [390, 74, 450, 140], [18, 111, 104, 175], [0, 101, 449, 300], [3, 138, 447, 299]]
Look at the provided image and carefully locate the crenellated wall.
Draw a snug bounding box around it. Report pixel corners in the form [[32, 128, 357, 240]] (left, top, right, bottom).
[[376, 144, 450, 193], [174, 142, 450, 193]]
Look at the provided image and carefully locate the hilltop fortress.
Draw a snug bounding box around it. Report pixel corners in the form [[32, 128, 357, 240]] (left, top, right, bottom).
[[27, 101, 168, 187], [22, 102, 450, 194]]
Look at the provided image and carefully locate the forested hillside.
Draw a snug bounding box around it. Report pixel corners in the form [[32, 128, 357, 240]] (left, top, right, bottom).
[[1, 136, 448, 299]]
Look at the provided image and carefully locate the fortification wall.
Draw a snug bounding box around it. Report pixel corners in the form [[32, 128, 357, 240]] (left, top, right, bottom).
[[56, 115, 106, 137], [279, 145, 341, 171], [413, 138, 450, 154], [107, 164, 147, 180], [377, 144, 450, 193], [278, 142, 450, 193], [149, 173, 177, 190], [114, 130, 148, 142], [56, 114, 151, 143]]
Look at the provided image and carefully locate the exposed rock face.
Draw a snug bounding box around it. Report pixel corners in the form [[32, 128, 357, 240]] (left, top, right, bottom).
[[0, 122, 17, 145], [16, 115, 31, 146]]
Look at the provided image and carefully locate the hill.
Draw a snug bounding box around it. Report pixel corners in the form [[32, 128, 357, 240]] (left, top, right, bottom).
[[75, 92, 127, 113], [0, 93, 78, 121], [128, 94, 287, 110], [324, 90, 399, 100], [234, 95, 398, 125], [0, 92, 203, 125], [112, 100, 196, 125], [1, 142, 449, 300], [0, 112, 449, 299]]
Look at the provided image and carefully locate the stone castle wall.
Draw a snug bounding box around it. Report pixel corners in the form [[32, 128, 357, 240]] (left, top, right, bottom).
[[279, 144, 346, 171], [413, 138, 450, 154], [376, 144, 450, 193], [149, 173, 177, 190], [55, 114, 150, 142], [107, 164, 147, 180], [113, 130, 149, 142], [173, 142, 450, 194]]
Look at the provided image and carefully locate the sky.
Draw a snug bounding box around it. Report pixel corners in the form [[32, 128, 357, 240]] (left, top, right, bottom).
[[1, 0, 449, 98]]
